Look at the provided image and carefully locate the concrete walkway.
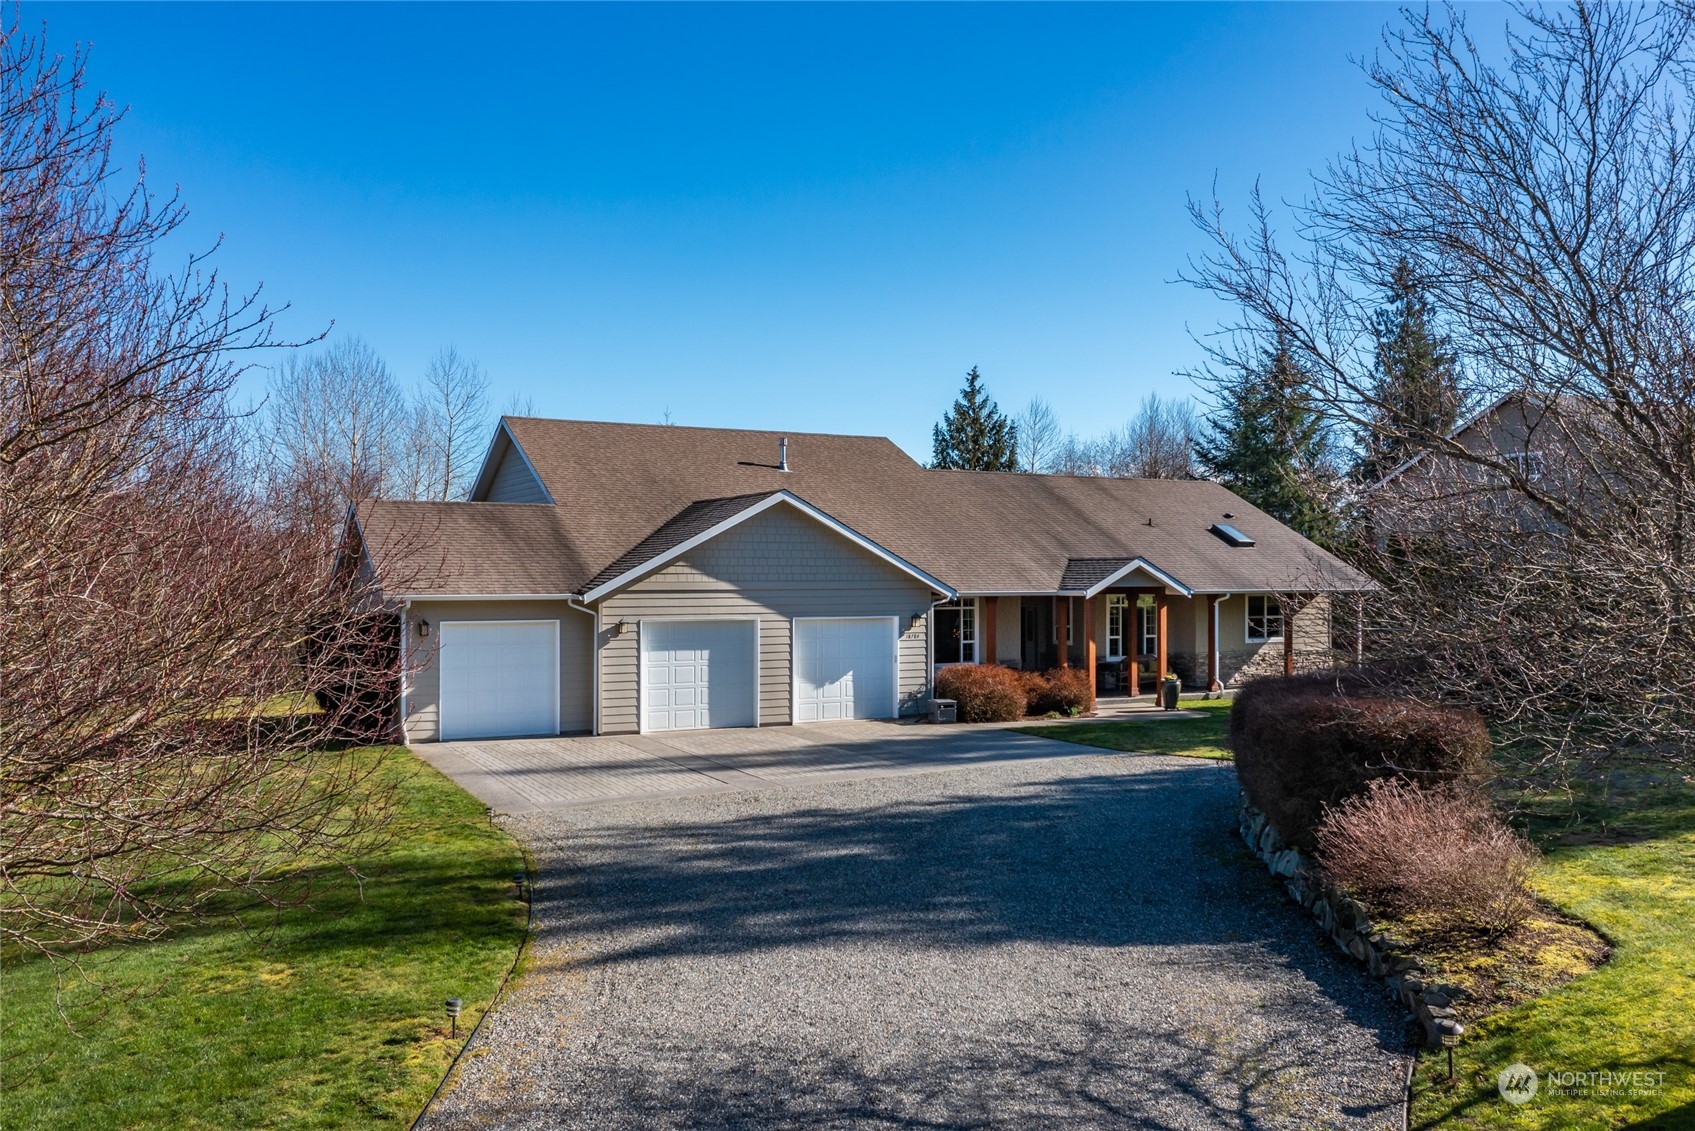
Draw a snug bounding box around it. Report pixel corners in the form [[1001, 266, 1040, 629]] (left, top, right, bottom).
[[415, 720, 1118, 811]]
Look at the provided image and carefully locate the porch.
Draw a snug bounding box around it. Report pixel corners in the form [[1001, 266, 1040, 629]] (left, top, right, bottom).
[[934, 587, 1321, 699]]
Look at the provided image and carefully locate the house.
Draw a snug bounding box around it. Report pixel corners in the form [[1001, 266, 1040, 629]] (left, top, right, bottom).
[[1366, 391, 1586, 536], [343, 418, 1376, 742]]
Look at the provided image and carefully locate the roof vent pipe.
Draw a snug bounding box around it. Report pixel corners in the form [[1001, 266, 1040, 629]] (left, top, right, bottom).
[[779, 437, 790, 472]]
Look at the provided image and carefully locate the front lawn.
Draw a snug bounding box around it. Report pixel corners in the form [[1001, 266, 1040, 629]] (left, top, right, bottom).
[[0, 746, 528, 1130], [1411, 763, 1695, 1129], [1016, 698, 1233, 759]]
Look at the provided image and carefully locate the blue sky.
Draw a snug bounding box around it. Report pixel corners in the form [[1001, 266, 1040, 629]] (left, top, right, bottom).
[[37, 2, 1411, 461]]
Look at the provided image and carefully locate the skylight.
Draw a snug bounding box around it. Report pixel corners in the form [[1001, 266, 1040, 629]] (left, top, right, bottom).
[[1210, 522, 1256, 547]]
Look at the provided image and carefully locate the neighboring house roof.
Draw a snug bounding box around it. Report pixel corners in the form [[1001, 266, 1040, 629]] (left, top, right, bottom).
[[357, 417, 1378, 599]]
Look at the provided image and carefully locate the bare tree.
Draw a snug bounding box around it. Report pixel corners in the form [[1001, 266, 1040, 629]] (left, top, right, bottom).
[[399, 345, 490, 501], [1182, 2, 1695, 770], [1, 20, 402, 967], [1014, 397, 1061, 473], [260, 336, 407, 540], [1038, 396, 1197, 478]]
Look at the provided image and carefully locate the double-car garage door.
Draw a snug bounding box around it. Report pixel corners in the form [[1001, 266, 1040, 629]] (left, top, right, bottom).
[[640, 616, 898, 733]]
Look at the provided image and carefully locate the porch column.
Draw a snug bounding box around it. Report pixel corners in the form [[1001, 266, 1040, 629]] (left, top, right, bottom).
[[1206, 594, 1222, 693], [1155, 590, 1169, 687], [1282, 595, 1296, 677], [1083, 596, 1097, 693], [1054, 596, 1070, 668], [982, 596, 998, 665]]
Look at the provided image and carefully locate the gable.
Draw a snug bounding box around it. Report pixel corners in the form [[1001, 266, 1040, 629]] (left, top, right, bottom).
[[469, 421, 552, 504]]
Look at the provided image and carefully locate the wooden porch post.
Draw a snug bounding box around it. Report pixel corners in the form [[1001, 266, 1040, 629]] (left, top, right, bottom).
[[1054, 596, 1070, 669], [1083, 596, 1097, 693], [1155, 591, 1169, 687], [982, 596, 998, 665], [1282, 595, 1296, 677], [1206, 594, 1221, 693]]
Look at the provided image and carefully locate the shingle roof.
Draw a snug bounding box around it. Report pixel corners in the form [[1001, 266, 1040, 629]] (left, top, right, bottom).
[[1058, 558, 1135, 592], [358, 417, 1378, 598], [576, 492, 781, 594]]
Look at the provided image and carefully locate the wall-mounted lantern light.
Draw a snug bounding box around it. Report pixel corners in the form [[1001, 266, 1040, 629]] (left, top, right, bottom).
[[615, 619, 631, 636], [416, 618, 430, 639]]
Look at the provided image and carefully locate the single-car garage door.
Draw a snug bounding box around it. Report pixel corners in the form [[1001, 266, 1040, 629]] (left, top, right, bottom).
[[793, 616, 898, 722], [641, 619, 759, 732], [439, 620, 559, 740]]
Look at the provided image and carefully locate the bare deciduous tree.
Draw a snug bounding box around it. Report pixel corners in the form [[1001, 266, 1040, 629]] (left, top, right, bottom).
[[261, 336, 408, 540], [398, 345, 490, 502], [1182, 1, 1695, 770], [1014, 397, 1060, 473], [1, 20, 405, 967], [1041, 395, 1198, 478]]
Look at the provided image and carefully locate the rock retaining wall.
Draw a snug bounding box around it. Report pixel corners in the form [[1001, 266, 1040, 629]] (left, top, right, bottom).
[[1238, 793, 1465, 1047]]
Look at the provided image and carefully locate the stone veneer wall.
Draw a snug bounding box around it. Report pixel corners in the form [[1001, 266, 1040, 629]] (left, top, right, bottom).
[[1238, 794, 1467, 1048]]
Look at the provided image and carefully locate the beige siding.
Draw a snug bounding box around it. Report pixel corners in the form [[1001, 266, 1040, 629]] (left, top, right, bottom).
[[402, 599, 593, 741], [484, 448, 548, 503], [593, 505, 940, 735]]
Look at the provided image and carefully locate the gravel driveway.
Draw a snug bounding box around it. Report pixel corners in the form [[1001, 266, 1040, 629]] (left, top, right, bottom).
[[422, 750, 1407, 1130]]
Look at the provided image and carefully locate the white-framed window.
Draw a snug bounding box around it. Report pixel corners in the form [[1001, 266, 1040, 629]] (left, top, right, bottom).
[[1246, 594, 1284, 644], [1136, 596, 1157, 657], [934, 598, 977, 665], [1504, 450, 1547, 481], [1106, 595, 1129, 657]]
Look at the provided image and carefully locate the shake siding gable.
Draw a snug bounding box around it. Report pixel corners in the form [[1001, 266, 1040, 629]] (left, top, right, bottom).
[[593, 504, 938, 735]]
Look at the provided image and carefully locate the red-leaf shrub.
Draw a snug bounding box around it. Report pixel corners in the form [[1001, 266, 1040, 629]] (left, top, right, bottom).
[[934, 664, 1027, 722], [1014, 669, 1051, 714], [1314, 778, 1536, 937], [1032, 667, 1095, 716], [1232, 674, 1491, 849]]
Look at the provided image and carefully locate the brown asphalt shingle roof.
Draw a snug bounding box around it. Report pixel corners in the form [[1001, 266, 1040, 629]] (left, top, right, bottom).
[[357, 417, 1377, 598]]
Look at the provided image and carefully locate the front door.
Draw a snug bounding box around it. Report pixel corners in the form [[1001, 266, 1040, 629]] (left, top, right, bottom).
[[1019, 597, 1053, 670]]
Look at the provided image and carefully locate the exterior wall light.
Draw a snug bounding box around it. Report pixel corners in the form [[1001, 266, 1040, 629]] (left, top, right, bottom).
[[416, 618, 430, 639]]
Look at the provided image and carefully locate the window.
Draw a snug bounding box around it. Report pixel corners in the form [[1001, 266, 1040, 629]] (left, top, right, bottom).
[[1106, 595, 1128, 657], [1137, 598, 1157, 657], [1246, 595, 1284, 644], [934, 598, 977, 664], [1504, 450, 1547, 481]]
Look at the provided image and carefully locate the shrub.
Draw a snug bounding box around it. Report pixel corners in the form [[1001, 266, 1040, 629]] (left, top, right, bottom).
[[1033, 667, 1094, 716], [1314, 778, 1537, 937], [934, 664, 1026, 722], [1232, 673, 1491, 849], [1013, 669, 1050, 714]]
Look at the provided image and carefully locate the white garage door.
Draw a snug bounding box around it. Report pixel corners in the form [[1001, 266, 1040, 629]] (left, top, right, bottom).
[[439, 621, 559, 741], [794, 617, 898, 722], [641, 619, 758, 733]]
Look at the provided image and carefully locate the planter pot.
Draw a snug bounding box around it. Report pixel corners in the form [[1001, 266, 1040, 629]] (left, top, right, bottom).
[[1161, 678, 1181, 710]]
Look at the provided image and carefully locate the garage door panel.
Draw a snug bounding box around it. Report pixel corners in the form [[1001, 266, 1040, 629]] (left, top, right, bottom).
[[440, 621, 558, 741], [795, 618, 896, 723], [641, 620, 757, 733]]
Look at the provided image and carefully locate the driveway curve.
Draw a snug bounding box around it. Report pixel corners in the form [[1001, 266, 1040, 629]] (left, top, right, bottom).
[[423, 749, 1407, 1130]]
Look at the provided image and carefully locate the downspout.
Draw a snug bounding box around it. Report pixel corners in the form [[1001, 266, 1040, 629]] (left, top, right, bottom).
[[565, 596, 600, 736], [399, 596, 412, 745], [1213, 594, 1230, 693]]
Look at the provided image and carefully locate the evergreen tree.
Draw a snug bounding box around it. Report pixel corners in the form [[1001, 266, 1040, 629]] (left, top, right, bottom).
[[931, 366, 1019, 470], [1358, 259, 1462, 481], [1196, 341, 1340, 545]]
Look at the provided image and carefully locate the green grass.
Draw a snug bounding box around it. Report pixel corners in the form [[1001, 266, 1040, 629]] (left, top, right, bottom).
[[1015, 698, 1234, 759], [1411, 764, 1695, 1129], [0, 747, 527, 1130]]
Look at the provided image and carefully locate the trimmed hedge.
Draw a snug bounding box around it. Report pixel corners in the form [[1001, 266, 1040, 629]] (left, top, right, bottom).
[[1232, 674, 1491, 850], [1027, 667, 1095, 716], [934, 664, 1027, 722]]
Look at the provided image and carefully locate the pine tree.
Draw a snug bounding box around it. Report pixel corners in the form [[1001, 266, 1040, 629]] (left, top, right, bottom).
[[931, 366, 1019, 470], [1196, 342, 1340, 545], [1358, 259, 1462, 482]]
